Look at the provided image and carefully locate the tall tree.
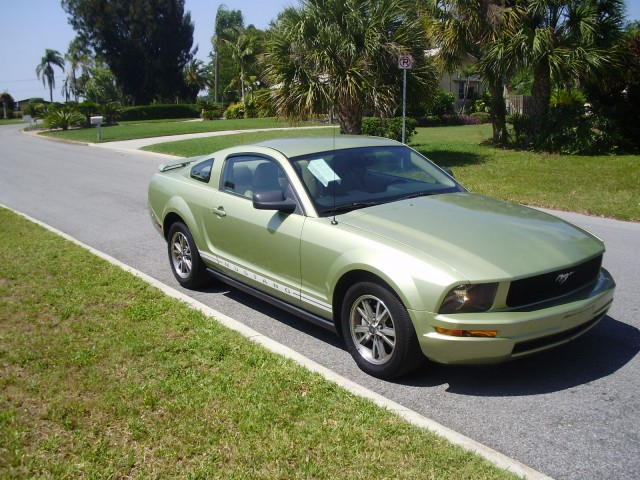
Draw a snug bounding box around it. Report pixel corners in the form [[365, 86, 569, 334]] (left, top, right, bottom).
[[1, 92, 14, 119], [84, 65, 124, 104], [36, 49, 65, 103], [500, 0, 625, 141], [211, 5, 244, 103], [263, 0, 437, 134], [427, 0, 513, 144], [62, 0, 194, 104], [64, 37, 94, 102], [230, 33, 252, 105], [583, 22, 640, 151], [182, 59, 208, 102]]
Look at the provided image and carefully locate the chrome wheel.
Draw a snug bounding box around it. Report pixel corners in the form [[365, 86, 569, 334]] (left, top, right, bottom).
[[170, 230, 192, 279], [349, 294, 396, 365], [167, 222, 209, 289]]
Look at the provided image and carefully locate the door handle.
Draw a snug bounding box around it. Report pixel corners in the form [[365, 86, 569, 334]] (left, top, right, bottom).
[[213, 206, 227, 217]]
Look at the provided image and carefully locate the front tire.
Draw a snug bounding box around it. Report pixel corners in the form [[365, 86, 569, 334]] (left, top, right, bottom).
[[167, 222, 208, 289], [341, 281, 424, 379]]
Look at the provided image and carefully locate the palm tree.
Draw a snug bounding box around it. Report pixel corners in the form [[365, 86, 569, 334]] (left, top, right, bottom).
[[458, 64, 476, 114], [499, 0, 625, 141], [263, 0, 437, 134], [64, 38, 94, 102], [212, 5, 244, 103], [183, 59, 208, 102], [36, 49, 65, 103], [428, 0, 513, 144], [228, 31, 254, 106]]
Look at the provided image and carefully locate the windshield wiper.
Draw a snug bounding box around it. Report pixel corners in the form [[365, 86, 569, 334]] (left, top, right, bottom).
[[323, 201, 379, 215], [398, 191, 435, 201]]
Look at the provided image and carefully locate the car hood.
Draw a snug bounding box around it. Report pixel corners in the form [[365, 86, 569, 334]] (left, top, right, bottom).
[[340, 192, 604, 281]]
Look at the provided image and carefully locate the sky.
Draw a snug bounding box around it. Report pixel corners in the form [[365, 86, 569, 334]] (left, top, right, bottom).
[[1, 0, 639, 103]]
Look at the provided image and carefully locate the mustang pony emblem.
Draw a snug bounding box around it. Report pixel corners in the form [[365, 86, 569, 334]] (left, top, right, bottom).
[[556, 271, 575, 285]]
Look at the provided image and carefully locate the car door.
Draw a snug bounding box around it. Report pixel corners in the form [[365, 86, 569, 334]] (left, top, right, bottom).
[[205, 154, 305, 305]]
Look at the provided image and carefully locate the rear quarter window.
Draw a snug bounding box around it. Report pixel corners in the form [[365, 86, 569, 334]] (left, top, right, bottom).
[[190, 159, 214, 183]]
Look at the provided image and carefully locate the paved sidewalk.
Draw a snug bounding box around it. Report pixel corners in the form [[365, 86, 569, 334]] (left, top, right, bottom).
[[89, 125, 335, 156]]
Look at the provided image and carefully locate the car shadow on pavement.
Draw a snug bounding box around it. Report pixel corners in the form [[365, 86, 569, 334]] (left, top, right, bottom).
[[400, 315, 640, 395], [193, 281, 638, 394]]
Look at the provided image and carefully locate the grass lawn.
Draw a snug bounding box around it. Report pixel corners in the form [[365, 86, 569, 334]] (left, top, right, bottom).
[[410, 125, 640, 222], [143, 126, 339, 157], [143, 123, 640, 222], [37, 117, 326, 143], [0, 207, 517, 479]]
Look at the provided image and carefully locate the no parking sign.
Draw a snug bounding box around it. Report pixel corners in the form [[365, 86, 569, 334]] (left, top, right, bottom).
[[398, 55, 414, 70], [398, 55, 413, 143]]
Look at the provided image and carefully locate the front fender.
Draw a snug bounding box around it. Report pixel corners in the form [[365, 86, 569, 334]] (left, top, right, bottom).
[[327, 243, 463, 313], [300, 218, 465, 314]]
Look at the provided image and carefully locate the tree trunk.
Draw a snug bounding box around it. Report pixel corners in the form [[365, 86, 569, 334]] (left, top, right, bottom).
[[528, 61, 552, 143], [489, 80, 507, 145], [337, 99, 362, 135], [214, 44, 219, 104]]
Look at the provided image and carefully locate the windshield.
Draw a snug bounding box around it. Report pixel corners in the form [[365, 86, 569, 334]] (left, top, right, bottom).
[[290, 145, 465, 215]]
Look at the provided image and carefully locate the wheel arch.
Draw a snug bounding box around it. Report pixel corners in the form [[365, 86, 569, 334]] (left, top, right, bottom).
[[332, 269, 403, 338], [161, 195, 201, 244], [162, 211, 186, 240]]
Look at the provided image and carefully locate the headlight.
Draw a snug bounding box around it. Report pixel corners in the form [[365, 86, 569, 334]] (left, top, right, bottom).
[[439, 283, 498, 314]]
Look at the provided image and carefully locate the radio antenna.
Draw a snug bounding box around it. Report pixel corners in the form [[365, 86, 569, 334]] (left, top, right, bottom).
[[331, 112, 338, 225]]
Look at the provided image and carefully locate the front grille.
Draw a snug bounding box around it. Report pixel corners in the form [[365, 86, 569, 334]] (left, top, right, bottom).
[[506, 255, 602, 308]]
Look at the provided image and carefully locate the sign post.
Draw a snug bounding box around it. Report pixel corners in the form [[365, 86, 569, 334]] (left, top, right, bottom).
[[398, 55, 413, 144]]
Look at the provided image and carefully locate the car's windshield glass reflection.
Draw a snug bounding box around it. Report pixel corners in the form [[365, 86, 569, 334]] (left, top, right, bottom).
[[290, 146, 464, 215]]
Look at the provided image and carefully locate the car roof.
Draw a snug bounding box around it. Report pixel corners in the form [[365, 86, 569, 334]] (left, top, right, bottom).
[[255, 136, 402, 158]]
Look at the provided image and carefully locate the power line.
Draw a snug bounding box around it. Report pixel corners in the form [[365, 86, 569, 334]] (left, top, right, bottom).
[[0, 78, 41, 82]]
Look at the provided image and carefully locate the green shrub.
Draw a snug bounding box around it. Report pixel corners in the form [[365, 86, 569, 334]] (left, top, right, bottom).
[[361, 117, 384, 137], [222, 101, 262, 119], [224, 102, 244, 119], [244, 102, 258, 119], [538, 94, 618, 155], [473, 92, 492, 113], [425, 89, 455, 118], [252, 90, 276, 117], [120, 104, 200, 121], [384, 117, 417, 143], [361, 117, 417, 143], [199, 102, 226, 120], [76, 100, 100, 124], [508, 113, 531, 146], [470, 112, 491, 124], [100, 102, 124, 124], [22, 99, 47, 118], [44, 108, 86, 130]]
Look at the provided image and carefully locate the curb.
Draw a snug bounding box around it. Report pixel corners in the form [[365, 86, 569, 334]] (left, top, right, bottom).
[[2, 203, 553, 480]]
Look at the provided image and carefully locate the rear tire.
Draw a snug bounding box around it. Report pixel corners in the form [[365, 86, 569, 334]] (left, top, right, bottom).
[[167, 222, 208, 289], [341, 281, 424, 379]]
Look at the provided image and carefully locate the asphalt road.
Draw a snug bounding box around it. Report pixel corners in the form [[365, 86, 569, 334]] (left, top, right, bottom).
[[1, 123, 639, 479]]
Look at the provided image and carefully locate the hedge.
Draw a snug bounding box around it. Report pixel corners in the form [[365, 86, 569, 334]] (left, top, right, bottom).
[[120, 104, 200, 121], [361, 117, 418, 142]]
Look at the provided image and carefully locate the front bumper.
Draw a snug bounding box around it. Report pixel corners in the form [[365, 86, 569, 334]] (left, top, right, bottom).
[[412, 268, 616, 365]]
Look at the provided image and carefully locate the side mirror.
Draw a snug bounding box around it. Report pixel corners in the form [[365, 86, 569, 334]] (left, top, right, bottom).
[[253, 190, 297, 213]]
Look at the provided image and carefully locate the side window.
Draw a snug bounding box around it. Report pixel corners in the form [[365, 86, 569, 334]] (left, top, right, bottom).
[[221, 155, 289, 199], [190, 159, 214, 183]]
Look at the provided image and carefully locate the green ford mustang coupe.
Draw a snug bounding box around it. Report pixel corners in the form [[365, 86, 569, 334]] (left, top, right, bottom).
[[148, 136, 615, 379]]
